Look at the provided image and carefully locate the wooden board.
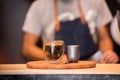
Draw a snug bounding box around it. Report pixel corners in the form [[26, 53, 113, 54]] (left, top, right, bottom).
[[26, 61, 96, 69]]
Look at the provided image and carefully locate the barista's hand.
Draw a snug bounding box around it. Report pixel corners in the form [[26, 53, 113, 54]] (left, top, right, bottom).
[[99, 50, 119, 63]]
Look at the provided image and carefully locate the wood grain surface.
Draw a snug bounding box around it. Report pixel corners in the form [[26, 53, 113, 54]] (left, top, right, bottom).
[[26, 61, 96, 69]]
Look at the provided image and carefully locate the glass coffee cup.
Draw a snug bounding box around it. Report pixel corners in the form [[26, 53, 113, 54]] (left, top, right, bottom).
[[43, 40, 64, 64]]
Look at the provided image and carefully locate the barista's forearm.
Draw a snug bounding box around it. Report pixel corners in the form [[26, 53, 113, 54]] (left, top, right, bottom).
[[23, 45, 45, 60], [98, 26, 113, 53], [99, 36, 113, 53]]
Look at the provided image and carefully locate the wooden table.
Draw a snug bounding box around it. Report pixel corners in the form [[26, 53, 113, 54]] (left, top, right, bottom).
[[0, 64, 120, 75], [0, 64, 120, 80]]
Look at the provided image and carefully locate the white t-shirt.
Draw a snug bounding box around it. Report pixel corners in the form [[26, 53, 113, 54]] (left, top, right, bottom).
[[22, 0, 112, 41]]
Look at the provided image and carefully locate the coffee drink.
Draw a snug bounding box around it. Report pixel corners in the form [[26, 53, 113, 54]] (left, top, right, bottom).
[[44, 45, 63, 60], [43, 40, 64, 61]]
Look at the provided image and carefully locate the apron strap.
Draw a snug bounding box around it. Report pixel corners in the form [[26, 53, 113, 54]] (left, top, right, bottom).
[[54, 0, 60, 32], [77, 0, 86, 24], [54, 0, 86, 32]]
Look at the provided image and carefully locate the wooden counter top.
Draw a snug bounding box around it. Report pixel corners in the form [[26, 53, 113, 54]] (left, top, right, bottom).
[[0, 64, 120, 75]]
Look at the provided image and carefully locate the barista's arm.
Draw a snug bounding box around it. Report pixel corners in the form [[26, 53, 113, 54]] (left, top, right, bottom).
[[22, 32, 45, 60], [98, 25, 119, 63], [98, 25, 113, 52]]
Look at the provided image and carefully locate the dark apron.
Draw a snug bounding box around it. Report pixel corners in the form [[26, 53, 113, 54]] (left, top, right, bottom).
[[55, 18, 98, 60]]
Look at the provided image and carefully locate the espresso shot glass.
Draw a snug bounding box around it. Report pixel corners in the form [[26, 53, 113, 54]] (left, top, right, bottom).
[[43, 40, 64, 64]]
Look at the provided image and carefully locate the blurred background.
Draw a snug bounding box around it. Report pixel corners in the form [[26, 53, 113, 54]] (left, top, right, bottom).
[[0, 0, 33, 63], [0, 0, 119, 63]]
